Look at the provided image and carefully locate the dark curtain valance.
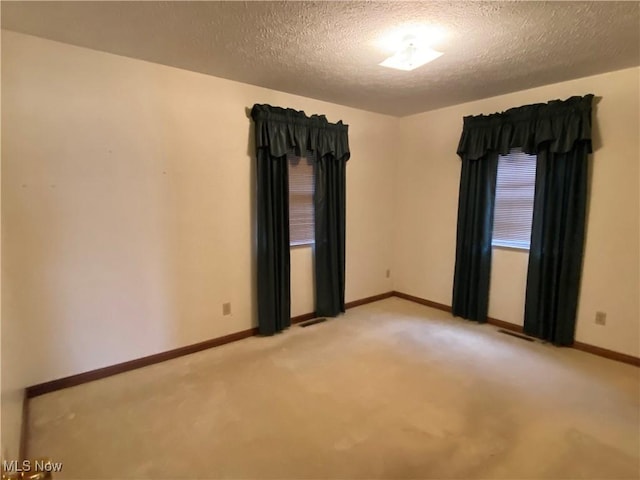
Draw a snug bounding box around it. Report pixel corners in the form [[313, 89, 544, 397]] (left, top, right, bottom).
[[251, 104, 350, 161], [457, 94, 594, 161]]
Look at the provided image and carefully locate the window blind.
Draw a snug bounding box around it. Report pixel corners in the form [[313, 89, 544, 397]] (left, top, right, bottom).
[[287, 152, 315, 246], [492, 149, 537, 249]]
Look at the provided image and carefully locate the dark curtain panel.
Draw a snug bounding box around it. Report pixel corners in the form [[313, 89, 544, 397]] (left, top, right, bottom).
[[454, 95, 594, 336], [524, 144, 590, 345], [452, 152, 498, 322], [255, 149, 290, 335], [315, 152, 347, 317], [251, 105, 350, 334]]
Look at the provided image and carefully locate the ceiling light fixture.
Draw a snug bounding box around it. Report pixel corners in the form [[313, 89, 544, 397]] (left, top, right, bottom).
[[379, 35, 443, 71]]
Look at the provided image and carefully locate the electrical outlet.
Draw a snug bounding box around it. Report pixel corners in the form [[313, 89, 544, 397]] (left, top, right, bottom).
[[595, 311, 606, 325], [222, 302, 231, 316], [386, 269, 391, 278]]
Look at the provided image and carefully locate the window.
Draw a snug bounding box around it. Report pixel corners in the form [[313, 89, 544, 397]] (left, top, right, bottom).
[[492, 148, 537, 250], [287, 152, 315, 246]]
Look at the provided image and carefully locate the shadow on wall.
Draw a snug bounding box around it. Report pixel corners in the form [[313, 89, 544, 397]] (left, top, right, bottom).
[[247, 108, 258, 328], [582, 95, 603, 264]]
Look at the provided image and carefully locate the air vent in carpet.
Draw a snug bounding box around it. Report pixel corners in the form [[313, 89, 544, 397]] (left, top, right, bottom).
[[498, 329, 535, 342], [299, 318, 327, 328]]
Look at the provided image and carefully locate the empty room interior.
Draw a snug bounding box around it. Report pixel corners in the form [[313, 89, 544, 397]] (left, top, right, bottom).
[[1, 1, 640, 479]]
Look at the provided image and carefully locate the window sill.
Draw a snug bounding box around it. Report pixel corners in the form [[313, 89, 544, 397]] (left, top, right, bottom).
[[290, 241, 314, 249], [492, 242, 530, 252]]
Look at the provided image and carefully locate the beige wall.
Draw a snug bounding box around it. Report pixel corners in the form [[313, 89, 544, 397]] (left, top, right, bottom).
[[290, 246, 314, 317], [1, 31, 396, 454], [394, 67, 640, 358]]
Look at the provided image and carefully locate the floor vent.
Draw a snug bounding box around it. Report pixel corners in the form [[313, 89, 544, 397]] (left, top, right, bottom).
[[299, 318, 327, 328], [498, 329, 535, 342]]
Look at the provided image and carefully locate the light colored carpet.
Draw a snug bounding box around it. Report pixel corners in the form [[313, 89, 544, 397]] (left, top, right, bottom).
[[28, 298, 640, 479]]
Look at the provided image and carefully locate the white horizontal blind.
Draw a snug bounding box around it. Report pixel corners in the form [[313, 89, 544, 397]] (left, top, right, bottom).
[[287, 152, 315, 246], [492, 149, 537, 249]]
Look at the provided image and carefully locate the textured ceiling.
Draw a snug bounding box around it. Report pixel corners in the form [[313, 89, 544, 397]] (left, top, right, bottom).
[[2, 1, 639, 116]]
